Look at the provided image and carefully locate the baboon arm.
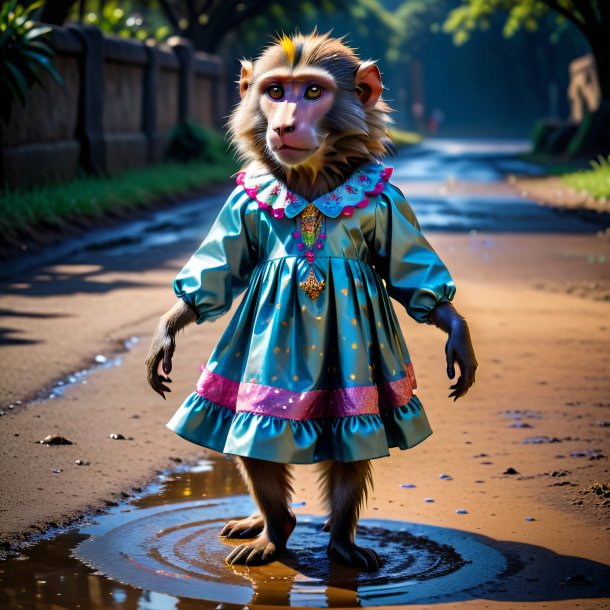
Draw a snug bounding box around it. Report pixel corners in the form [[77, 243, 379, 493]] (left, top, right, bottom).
[[145, 299, 197, 399]]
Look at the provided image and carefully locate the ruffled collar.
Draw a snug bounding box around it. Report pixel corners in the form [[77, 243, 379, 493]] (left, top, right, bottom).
[[236, 161, 393, 219]]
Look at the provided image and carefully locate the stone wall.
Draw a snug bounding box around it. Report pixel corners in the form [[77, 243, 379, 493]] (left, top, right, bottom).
[[0, 26, 225, 190]]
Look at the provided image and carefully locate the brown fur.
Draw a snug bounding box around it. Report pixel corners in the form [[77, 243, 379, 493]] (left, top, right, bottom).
[[229, 31, 393, 200]]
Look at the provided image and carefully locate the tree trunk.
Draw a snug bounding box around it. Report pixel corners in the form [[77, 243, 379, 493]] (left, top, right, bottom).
[[588, 27, 610, 104], [40, 0, 78, 25]]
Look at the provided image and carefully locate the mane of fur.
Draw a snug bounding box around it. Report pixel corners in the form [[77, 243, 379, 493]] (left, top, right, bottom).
[[228, 32, 394, 200]]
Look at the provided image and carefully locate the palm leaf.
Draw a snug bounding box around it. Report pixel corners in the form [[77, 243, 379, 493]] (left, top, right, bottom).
[[24, 26, 53, 41], [4, 60, 29, 105]]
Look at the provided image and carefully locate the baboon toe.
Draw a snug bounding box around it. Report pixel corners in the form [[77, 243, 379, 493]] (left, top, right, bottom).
[[328, 541, 381, 571], [220, 515, 264, 539], [226, 540, 281, 566]]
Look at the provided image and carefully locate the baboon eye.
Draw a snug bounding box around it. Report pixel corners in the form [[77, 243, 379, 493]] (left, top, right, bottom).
[[304, 84, 323, 100], [267, 84, 284, 100]]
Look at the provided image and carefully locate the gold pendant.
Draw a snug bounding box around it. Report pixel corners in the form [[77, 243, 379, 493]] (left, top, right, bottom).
[[300, 265, 325, 301]]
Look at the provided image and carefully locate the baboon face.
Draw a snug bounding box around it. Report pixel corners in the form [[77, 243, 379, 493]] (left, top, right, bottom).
[[230, 32, 391, 198], [259, 71, 336, 167]]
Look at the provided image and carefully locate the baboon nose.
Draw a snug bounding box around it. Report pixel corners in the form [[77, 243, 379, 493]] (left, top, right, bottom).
[[274, 125, 294, 136]]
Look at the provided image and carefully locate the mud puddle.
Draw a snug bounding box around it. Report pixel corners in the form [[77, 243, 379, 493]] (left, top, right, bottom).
[[2, 458, 609, 609]]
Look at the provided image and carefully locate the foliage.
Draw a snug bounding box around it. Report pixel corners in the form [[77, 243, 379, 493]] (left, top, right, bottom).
[[442, 0, 555, 45], [562, 155, 610, 200], [165, 122, 229, 163], [389, 127, 422, 148], [0, 149, 237, 237], [0, 0, 62, 125], [76, 1, 171, 42]]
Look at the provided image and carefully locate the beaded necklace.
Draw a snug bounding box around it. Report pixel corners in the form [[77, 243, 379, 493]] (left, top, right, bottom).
[[294, 203, 326, 300]]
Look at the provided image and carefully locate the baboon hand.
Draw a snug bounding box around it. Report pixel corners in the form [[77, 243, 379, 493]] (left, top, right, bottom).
[[145, 320, 175, 399]]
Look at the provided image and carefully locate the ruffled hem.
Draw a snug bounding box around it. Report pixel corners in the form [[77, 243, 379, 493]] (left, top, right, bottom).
[[167, 393, 432, 464]]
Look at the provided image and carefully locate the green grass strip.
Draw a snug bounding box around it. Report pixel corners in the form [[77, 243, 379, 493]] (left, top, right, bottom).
[[562, 155, 610, 200], [0, 157, 238, 236], [389, 128, 423, 148]]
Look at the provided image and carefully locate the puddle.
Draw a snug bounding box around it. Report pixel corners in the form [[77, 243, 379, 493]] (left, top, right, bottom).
[[2, 458, 610, 608], [1, 336, 139, 414]]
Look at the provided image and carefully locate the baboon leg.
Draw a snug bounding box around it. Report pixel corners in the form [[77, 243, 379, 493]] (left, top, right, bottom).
[[225, 456, 296, 566], [320, 459, 381, 570]]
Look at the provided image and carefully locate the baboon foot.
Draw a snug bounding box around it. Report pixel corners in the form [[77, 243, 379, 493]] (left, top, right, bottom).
[[328, 540, 381, 571], [220, 514, 264, 539], [226, 534, 284, 566]]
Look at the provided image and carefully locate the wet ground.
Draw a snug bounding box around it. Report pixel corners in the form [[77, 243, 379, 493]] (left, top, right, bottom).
[[3, 457, 609, 609], [2, 139, 608, 283]]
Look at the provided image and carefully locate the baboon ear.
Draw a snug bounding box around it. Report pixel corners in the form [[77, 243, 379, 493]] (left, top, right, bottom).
[[355, 61, 382, 109], [239, 60, 253, 99]]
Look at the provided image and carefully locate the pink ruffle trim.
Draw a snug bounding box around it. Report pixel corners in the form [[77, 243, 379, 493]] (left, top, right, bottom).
[[195, 362, 415, 421]]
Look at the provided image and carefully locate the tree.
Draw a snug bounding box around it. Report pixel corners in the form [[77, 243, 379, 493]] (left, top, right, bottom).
[[442, 1, 610, 104], [157, 0, 350, 53]]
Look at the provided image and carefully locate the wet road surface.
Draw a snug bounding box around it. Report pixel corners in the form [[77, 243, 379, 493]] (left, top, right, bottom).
[[1, 138, 607, 283]]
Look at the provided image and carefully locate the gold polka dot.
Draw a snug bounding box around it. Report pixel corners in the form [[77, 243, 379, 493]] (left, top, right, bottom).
[[285, 348, 291, 354], [311, 345, 316, 350], [320, 352, 324, 357], [301, 305, 307, 311], [271, 375, 278, 381], [250, 377, 257, 383], [380, 343, 385, 349], [316, 316, 322, 321], [236, 351, 241, 357], [351, 342, 358, 349], [350, 373, 356, 380], [276, 303, 281, 309], [293, 374, 299, 381], [281, 320, 289, 326], [341, 288, 348, 296], [377, 321, 382, 327], [392, 369, 396, 375], [351, 318, 357, 326], [273, 347, 280, 354]]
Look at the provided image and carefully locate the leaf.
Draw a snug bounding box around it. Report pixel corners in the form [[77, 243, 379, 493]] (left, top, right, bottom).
[[3, 60, 29, 105], [20, 50, 63, 85], [26, 39, 54, 57], [24, 25, 53, 41], [23, 0, 45, 16], [0, 1, 16, 23]]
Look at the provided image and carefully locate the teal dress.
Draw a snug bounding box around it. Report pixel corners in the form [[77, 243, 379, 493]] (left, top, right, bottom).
[[167, 161, 455, 463]]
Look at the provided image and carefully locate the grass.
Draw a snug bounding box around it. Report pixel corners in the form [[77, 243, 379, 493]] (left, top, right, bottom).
[[389, 128, 423, 149], [0, 156, 237, 237], [562, 155, 610, 200], [0, 124, 422, 241]]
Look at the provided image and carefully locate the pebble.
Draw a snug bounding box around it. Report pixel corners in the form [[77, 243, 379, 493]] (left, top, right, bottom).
[[400, 483, 417, 488], [525, 517, 536, 521], [424, 498, 435, 503], [75, 459, 90, 466], [94, 354, 108, 364], [455, 509, 468, 514], [109, 433, 126, 440], [503, 467, 520, 475], [37, 434, 73, 446], [52, 469, 63, 474], [439, 474, 453, 480]]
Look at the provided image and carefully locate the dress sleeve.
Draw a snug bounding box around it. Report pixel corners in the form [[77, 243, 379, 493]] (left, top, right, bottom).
[[173, 186, 259, 324], [372, 184, 456, 323]]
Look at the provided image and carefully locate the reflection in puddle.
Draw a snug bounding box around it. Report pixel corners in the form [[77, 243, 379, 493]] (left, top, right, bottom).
[[1, 457, 609, 609]]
